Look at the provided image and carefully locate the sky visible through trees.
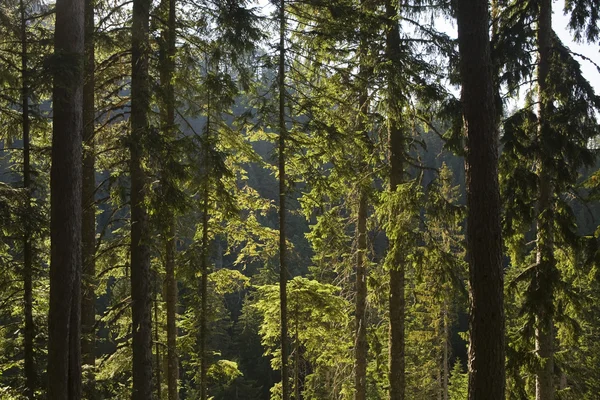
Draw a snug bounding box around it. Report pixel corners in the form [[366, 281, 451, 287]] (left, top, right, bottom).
[[1, 0, 600, 399]]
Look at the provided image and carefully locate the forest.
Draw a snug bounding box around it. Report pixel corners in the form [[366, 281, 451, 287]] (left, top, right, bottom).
[[1, 0, 600, 399]]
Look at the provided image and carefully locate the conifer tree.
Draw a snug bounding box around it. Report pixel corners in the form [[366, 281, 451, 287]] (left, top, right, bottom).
[[130, 0, 153, 396], [48, 0, 84, 397], [81, 0, 97, 395], [455, 0, 505, 399]]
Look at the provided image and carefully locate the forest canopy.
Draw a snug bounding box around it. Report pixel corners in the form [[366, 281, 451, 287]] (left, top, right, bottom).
[[1, 0, 600, 399]]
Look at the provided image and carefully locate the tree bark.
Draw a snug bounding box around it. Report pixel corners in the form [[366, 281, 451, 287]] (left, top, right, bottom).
[[130, 0, 153, 396], [81, 0, 96, 395], [19, 0, 35, 396], [455, 1, 505, 399], [535, 1, 555, 399], [278, 1, 290, 399], [48, 0, 84, 397], [385, 1, 406, 398], [354, 190, 368, 400], [159, 0, 179, 396]]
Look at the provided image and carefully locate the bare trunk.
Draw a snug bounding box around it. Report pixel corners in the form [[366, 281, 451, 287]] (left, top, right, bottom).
[[155, 285, 162, 398], [455, 1, 505, 399], [165, 222, 178, 400], [535, 0, 555, 398], [48, 0, 84, 397], [442, 305, 449, 400], [354, 191, 368, 400], [159, 0, 179, 397], [200, 170, 209, 400], [81, 0, 97, 394], [20, 0, 35, 396], [278, 1, 290, 399], [131, 0, 153, 395], [385, 1, 405, 398]]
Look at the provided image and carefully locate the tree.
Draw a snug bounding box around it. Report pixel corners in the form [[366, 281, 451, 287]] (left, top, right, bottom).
[[277, 0, 290, 398], [130, 0, 153, 396], [81, 0, 97, 395], [455, 1, 505, 399], [48, 0, 84, 397]]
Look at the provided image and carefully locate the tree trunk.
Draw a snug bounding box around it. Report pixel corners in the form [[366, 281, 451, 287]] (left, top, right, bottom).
[[48, 0, 84, 397], [19, 0, 35, 396], [199, 92, 211, 400], [200, 162, 209, 400], [455, 1, 505, 399], [442, 302, 449, 400], [385, 1, 405, 398], [354, 190, 368, 400], [159, 0, 179, 396], [155, 285, 162, 398], [278, 1, 290, 399], [131, 0, 153, 395], [535, 0, 555, 399], [81, 0, 96, 395]]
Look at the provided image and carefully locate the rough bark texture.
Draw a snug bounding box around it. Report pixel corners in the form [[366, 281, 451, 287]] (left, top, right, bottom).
[[48, 0, 84, 397], [279, 1, 290, 399], [20, 0, 35, 396], [131, 0, 153, 396], [455, 1, 505, 399], [535, 1, 555, 399], [81, 0, 96, 395], [354, 190, 368, 400], [385, 1, 406, 398]]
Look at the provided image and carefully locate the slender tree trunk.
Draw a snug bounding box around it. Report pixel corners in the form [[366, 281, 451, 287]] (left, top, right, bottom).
[[385, 1, 406, 398], [131, 0, 153, 395], [81, 0, 96, 395], [159, 0, 179, 397], [535, 1, 555, 399], [294, 304, 300, 400], [19, 1, 35, 397], [442, 301, 449, 400], [165, 221, 178, 400], [200, 161, 209, 400], [354, 4, 372, 397], [278, 1, 290, 399], [155, 285, 162, 398], [354, 190, 368, 400], [48, 0, 84, 397], [455, 1, 505, 399]]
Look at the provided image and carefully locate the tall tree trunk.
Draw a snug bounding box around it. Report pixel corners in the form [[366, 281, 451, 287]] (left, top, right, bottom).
[[19, 0, 35, 396], [81, 0, 96, 394], [535, 0, 555, 399], [385, 1, 405, 398], [48, 0, 84, 397], [154, 284, 162, 398], [131, 0, 153, 395], [160, 0, 179, 396], [354, 190, 368, 400], [199, 86, 211, 400], [442, 301, 449, 400], [200, 159, 209, 400], [278, 1, 290, 399], [455, 1, 505, 399], [354, 4, 372, 397]]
